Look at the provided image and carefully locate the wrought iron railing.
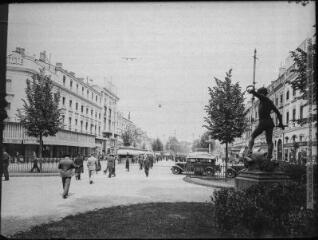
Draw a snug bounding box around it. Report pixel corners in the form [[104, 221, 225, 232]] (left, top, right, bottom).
[[8, 158, 64, 173]]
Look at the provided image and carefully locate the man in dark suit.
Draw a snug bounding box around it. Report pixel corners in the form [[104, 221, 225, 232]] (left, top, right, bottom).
[[2, 149, 10, 181], [58, 155, 76, 199]]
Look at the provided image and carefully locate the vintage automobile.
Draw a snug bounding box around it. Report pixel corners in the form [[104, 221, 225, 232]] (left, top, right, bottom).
[[171, 152, 221, 176], [226, 162, 246, 178]]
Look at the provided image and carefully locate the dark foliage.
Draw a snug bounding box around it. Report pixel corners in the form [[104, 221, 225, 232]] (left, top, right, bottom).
[[212, 182, 317, 237]]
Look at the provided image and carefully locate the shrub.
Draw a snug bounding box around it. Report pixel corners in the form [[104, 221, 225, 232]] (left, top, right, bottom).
[[278, 162, 306, 184], [211, 182, 311, 237]]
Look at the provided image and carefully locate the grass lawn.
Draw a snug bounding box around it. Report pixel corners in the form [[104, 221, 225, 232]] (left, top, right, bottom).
[[10, 202, 238, 239]]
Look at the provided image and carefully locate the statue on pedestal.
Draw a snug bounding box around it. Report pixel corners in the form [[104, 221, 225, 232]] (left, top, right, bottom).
[[245, 86, 285, 171]]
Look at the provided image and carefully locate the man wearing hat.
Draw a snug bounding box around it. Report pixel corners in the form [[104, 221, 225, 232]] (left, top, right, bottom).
[[87, 153, 97, 184]]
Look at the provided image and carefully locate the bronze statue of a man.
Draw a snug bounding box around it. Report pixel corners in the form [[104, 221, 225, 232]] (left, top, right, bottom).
[[246, 86, 285, 161]]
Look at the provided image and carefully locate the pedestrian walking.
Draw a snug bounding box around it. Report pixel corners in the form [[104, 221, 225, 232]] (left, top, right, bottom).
[[74, 154, 84, 180], [107, 155, 115, 178], [95, 154, 102, 174], [112, 155, 117, 177], [138, 155, 143, 170], [30, 151, 40, 173], [144, 154, 150, 177], [2, 149, 10, 181], [125, 153, 130, 172], [87, 153, 97, 184], [58, 155, 76, 199]]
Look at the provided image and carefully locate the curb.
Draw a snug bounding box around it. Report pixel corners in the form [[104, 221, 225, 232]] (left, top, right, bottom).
[[183, 176, 234, 189], [8, 173, 60, 177]]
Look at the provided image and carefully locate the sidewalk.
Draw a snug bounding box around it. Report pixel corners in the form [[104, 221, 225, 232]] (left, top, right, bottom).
[[183, 176, 235, 188]]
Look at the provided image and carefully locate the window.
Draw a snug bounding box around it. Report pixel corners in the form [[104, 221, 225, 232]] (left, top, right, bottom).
[[63, 75, 66, 86], [300, 105, 304, 120], [286, 111, 289, 124], [82, 87, 84, 95], [292, 88, 296, 97], [86, 108, 89, 114], [62, 97, 65, 105], [286, 91, 289, 101], [75, 119, 78, 126], [81, 105, 84, 113], [99, 113, 101, 119], [280, 94, 283, 104], [87, 90, 89, 97], [91, 109, 93, 116], [96, 95, 98, 102], [76, 84, 78, 92], [80, 121, 83, 131], [6, 79, 12, 92], [69, 100, 72, 108], [75, 102, 78, 111], [95, 112, 97, 118], [91, 92, 93, 100], [275, 98, 278, 106], [6, 102, 11, 110], [292, 109, 296, 122], [70, 80, 73, 89], [69, 117, 72, 126], [85, 122, 88, 130]]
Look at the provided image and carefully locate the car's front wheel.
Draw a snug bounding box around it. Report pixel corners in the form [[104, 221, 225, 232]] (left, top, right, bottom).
[[172, 167, 181, 175], [206, 169, 215, 176]]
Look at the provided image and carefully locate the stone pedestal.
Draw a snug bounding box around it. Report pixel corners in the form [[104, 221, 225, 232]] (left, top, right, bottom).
[[235, 170, 290, 191]]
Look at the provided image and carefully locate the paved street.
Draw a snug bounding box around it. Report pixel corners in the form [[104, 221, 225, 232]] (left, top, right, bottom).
[[1, 160, 216, 236]]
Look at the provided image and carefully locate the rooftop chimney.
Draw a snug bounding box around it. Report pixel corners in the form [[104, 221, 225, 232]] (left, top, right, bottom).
[[56, 62, 63, 69], [278, 67, 286, 77], [39, 51, 47, 62], [15, 47, 25, 56]]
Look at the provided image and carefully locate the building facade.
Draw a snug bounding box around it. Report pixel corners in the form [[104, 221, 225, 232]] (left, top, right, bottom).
[[4, 47, 120, 159], [231, 38, 317, 164]]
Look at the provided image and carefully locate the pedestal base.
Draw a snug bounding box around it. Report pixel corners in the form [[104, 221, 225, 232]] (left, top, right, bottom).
[[235, 170, 290, 191]]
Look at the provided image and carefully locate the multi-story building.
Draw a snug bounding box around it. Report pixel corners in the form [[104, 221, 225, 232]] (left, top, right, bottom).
[[231, 38, 317, 164], [4, 47, 120, 158]]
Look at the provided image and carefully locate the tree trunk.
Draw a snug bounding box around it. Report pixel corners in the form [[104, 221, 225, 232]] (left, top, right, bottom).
[[39, 133, 43, 172], [225, 142, 228, 179]]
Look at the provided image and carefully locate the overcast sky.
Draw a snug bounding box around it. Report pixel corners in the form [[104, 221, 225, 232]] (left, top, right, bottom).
[[7, 2, 315, 143]]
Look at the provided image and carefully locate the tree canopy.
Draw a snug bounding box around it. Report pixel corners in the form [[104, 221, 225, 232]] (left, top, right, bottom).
[[152, 138, 163, 152], [17, 69, 62, 157], [203, 69, 247, 144]]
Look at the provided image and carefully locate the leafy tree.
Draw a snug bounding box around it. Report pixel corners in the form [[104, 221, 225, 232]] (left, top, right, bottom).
[[152, 138, 163, 152], [191, 132, 214, 152], [165, 136, 180, 154], [287, 39, 316, 125], [191, 139, 201, 151], [142, 142, 146, 150], [203, 69, 247, 175], [17, 68, 62, 160], [121, 126, 138, 147]]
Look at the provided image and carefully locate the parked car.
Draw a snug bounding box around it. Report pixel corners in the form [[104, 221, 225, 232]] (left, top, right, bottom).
[[226, 162, 246, 178], [171, 152, 221, 176]]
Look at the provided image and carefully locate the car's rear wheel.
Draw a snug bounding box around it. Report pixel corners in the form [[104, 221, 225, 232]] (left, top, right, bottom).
[[172, 167, 181, 175], [226, 169, 236, 178]]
